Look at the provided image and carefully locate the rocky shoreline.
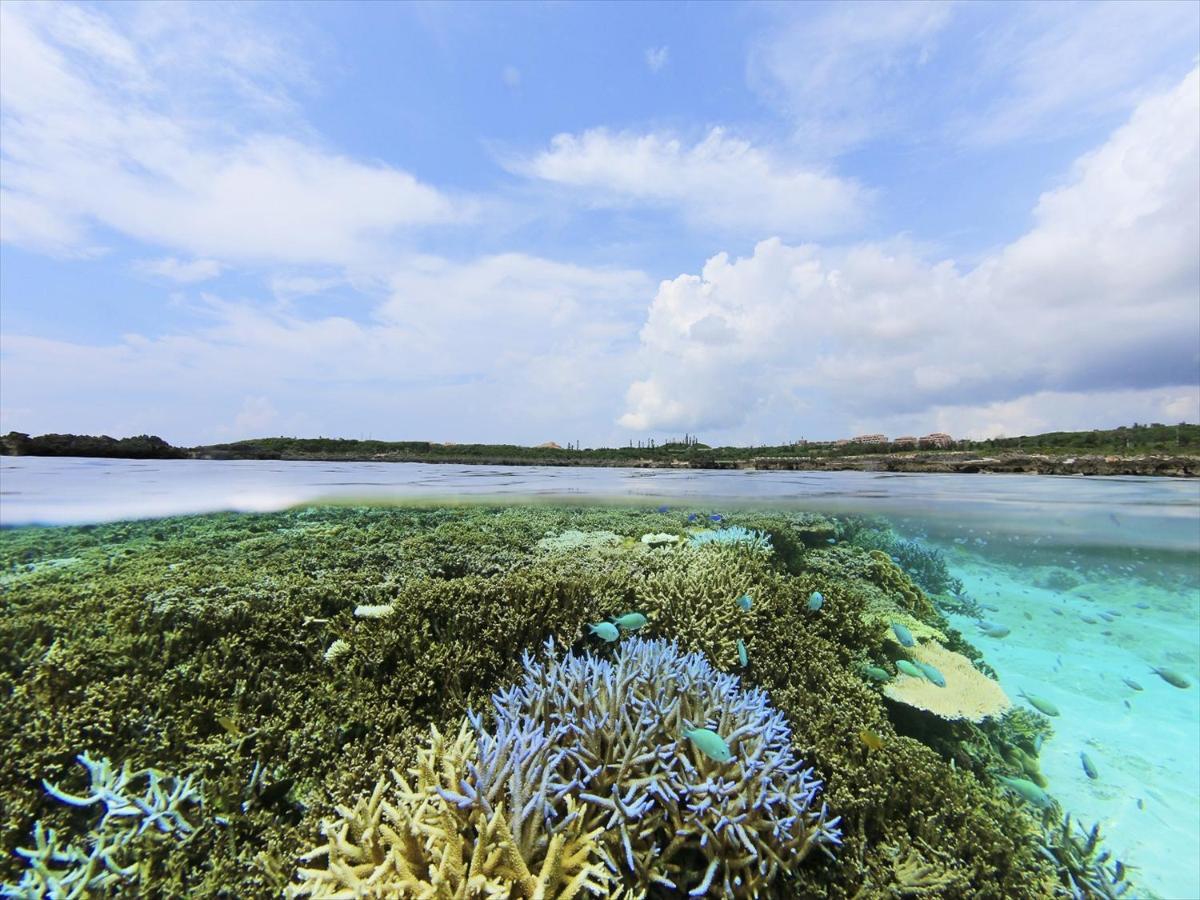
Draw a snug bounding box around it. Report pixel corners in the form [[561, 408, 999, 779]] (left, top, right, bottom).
[[188, 448, 1200, 477]]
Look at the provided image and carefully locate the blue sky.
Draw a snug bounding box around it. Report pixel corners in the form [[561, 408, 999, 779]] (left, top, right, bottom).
[[2, 0, 1198, 446]]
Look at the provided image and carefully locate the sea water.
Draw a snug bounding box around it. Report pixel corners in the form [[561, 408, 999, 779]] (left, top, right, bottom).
[[1, 456, 1197, 896]]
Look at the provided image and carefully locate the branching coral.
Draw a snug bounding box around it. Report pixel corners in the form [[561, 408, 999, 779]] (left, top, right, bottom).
[[1038, 815, 1133, 899], [288, 720, 611, 898], [446, 637, 840, 897], [2, 753, 202, 898], [883, 643, 1011, 722], [688, 526, 773, 554]]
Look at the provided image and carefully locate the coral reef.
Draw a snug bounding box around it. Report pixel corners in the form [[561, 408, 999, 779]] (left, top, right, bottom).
[[0, 504, 1122, 897], [687, 525, 773, 554], [882, 642, 1012, 722], [1038, 815, 1132, 899], [2, 753, 201, 897], [453, 637, 840, 896], [288, 720, 611, 898]]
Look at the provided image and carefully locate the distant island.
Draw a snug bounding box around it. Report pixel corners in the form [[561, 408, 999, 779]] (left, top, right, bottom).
[[2, 423, 1197, 476]]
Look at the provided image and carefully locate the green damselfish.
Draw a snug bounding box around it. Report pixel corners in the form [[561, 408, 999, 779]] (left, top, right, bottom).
[[612, 612, 648, 630], [683, 727, 732, 763]]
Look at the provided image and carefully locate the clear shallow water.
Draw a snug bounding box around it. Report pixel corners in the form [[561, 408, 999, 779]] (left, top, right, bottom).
[[2, 456, 1198, 896]]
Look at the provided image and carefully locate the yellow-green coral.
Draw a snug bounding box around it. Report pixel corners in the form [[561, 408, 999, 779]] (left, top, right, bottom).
[[288, 720, 611, 898]]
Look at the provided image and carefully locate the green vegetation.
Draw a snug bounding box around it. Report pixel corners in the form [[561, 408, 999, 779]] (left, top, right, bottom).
[[0, 504, 1130, 897], [4, 422, 1197, 467]]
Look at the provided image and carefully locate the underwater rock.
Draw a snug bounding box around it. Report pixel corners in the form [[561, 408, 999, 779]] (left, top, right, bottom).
[[884, 643, 1011, 722]]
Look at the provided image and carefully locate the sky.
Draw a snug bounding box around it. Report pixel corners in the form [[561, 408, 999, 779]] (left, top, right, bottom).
[[1, 0, 1198, 447]]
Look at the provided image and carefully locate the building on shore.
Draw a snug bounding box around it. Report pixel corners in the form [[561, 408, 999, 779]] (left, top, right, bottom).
[[918, 432, 954, 448], [892, 436, 918, 448], [851, 434, 888, 444]]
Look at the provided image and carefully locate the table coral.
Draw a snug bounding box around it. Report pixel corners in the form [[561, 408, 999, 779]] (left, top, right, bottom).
[[882, 642, 1012, 722]]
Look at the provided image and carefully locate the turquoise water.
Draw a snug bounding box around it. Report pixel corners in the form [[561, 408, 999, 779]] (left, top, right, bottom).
[[1, 456, 1197, 896]]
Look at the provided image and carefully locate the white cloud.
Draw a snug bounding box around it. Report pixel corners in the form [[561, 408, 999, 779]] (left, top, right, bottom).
[[747, 1, 1198, 152], [0, 2, 469, 266], [135, 257, 223, 283], [747, 1, 952, 152], [516, 127, 868, 238], [645, 45, 668, 72], [0, 252, 651, 444], [619, 68, 1200, 436]]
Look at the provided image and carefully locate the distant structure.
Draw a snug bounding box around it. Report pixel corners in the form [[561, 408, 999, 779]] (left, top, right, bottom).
[[537, 441, 563, 449], [918, 432, 953, 448], [852, 434, 888, 444], [892, 436, 918, 447]]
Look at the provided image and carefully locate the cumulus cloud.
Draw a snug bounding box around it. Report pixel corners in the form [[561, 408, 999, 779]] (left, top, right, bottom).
[[516, 127, 868, 238], [0, 2, 469, 266], [0, 252, 651, 444], [619, 68, 1200, 438]]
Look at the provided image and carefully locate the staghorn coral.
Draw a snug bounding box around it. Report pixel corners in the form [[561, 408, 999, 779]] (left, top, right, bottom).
[[631, 544, 772, 670], [2, 753, 201, 898], [883, 642, 1011, 722], [535, 529, 623, 554], [1038, 815, 1133, 900], [441, 637, 840, 898], [687, 525, 773, 554], [288, 720, 611, 898]]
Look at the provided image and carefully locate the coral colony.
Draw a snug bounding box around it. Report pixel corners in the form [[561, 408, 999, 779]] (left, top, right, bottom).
[[290, 638, 840, 897], [2, 754, 201, 897]]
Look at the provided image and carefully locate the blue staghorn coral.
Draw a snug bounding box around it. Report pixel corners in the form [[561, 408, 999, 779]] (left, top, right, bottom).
[[687, 525, 773, 554], [441, 636, 840, 897]]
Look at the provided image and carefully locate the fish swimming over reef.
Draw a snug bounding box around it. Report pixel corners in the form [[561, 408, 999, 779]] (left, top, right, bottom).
[[896, 660, 923, 678], [683, 727, 731, 762], [737, 639, 748, 668], [997, 775, 1053, 809], [891, 622, 915, 647], [862, 665, 890, 682], [1122, 677, 1143, 691], [859, 730, 884, 752], [612, 612, 648, 630], [1150, 667, 1191, 689], [737, 594, 753, 611], [808, 591, 824, 611], [1080, 752, 1098, 780], [587, 622, 619, 642], [915, 662, 946, 687], [1019, 690, 1060, 717], [977, 621, 1011, 638]]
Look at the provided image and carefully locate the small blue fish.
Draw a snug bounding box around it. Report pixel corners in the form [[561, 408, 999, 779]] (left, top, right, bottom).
[[612, 612, 648, 630], [683, 727, 731, 762], [826, 538, 837, 544], [687, 513, 699, 523], [587, 622, 619, 642], [896, 660, 923, 678], [657, 505, 670, 514], [916, 662, 946, 687], [808, 591, 824, 611], [737, 639, 748, 668], [737, 594, 752, 611], [708, 514, 723, 522], [1080, 752, 1098, 780], [891, 622, 915, 647]]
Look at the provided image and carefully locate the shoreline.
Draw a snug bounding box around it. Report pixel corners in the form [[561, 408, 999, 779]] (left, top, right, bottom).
[[183, 449, 1199, 477]]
